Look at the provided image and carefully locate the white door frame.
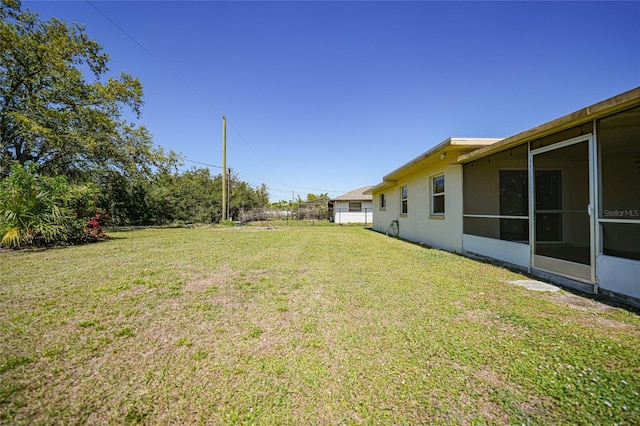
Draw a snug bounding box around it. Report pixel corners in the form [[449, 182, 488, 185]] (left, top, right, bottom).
[[528, 134, 596, 283]]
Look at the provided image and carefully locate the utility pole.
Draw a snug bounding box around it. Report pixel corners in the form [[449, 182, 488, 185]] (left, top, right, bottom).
[[222, 115, 227, 222], [227, 167, 231, 221]]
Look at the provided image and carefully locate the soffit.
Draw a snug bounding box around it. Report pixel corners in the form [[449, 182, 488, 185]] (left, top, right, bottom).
[[382, 138, 501, 182]]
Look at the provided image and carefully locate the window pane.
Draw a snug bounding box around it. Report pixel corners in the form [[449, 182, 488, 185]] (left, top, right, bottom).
[[500, 170, 528, 216], [598, 107, 640, 220], [463, 143, 529, 244], [349, 202, 361, 212], [602, 223, 640, 261], [401, 186, 408, 214], [464, 144, 528, 215], [464, 217, 529, 243], [433, 175, 445, 194], [433, 195, 444, 214], [501, 218, 529, 241]]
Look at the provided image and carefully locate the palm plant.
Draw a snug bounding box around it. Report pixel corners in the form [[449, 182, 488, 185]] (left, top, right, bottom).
[[0, 164, 71, 247]]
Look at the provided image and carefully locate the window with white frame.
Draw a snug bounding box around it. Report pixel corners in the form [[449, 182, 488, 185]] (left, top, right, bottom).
[[432, 175, 445, 215], [400, 186, 408, 214], [380, 193, 386, 210], [349, 202, 362, 212]]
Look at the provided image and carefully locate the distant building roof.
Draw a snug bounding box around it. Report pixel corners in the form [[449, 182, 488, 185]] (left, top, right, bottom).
[[331, 186, 373, 201]]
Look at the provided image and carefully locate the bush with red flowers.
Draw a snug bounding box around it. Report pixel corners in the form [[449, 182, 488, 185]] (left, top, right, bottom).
[[68, 210, 111, 244]]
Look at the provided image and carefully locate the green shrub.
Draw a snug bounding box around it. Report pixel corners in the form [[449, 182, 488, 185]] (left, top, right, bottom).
[[0, 164, 109, 248], [66, 210, 111, 244], [0, 164, 71, 247]]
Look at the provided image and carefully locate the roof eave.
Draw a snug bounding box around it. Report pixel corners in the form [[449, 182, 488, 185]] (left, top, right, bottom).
[[382, 137, 501, 181], [366, 180, 397, 194], [330, 186, 374, 201]]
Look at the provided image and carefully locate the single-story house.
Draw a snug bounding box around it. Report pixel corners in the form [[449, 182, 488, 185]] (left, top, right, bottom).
[[330, 186, 373, 224], [367, 87, 640, 305]]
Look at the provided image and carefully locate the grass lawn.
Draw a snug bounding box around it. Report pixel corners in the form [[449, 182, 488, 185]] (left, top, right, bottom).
[[1, 224, 639, 424]]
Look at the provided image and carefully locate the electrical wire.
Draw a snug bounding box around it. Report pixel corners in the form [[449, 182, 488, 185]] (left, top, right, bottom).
[[85, 0, 284, 185], [85, 1, 221, 114], [183, 158, 223, 169], [181, 158, 345, 196], [2, 105, 346, 197]]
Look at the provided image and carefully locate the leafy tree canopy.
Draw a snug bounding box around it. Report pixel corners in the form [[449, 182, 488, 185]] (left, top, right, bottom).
[[305, 193, 328, 201], [0, 0, 177, 179]]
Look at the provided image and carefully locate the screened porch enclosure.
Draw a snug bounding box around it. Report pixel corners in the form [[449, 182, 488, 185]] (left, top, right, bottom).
[[367, 89, 640, 301], [598, 106, 640, 262], [462, 102, 640, 298], [532, 139, 591, 267], [463, 143, 529, 243], [463, 128, 595, 281]]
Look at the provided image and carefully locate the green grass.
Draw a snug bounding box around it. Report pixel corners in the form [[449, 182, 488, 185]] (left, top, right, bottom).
[[1, 225, 639, 424]]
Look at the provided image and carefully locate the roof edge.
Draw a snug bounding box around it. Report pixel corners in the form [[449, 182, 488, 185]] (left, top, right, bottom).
[[330, 185, 374, 201], [382, 137, 501, 181], [366, 180, 397, 194], [458, 87, 640, 163]]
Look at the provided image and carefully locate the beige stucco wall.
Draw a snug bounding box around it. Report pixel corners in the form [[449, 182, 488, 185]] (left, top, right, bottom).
[[371, 163, 465, 252], [371, 187, 398, 233]]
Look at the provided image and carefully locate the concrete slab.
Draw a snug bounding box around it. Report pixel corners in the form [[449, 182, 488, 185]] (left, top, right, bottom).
[[509, 280, 560, 292]]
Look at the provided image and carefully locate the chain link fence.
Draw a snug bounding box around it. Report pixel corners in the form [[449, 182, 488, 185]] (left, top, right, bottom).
[[238, 205, 331, 224]]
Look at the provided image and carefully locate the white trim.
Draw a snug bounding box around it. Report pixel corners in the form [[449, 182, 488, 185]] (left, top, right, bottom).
[[529, 134, 593, 156], [463, 214, 528, 220], [529, 135, 595, 282], [598, 218, 640, 224], [588, 129, 597, 283], [400, 185, 408, 215], [534, 255, 592, 282], [431, 174, 445, 216], [597, 255, 640, 299], [463, 234, 530, 268]]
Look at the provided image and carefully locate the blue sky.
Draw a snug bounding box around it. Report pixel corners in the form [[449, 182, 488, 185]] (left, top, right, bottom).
[[23, 1, 640, 201]]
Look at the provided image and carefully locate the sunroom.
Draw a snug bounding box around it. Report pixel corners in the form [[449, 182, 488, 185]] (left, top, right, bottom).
[[459, 88, 640, 302]]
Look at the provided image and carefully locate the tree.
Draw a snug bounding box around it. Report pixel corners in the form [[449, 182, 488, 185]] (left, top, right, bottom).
[[305, 193, 328, 202], [0, 0, 174, 179], [165, 168, 222, 224]]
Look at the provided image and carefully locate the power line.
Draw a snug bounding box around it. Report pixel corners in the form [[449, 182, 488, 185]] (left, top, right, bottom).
[[5, 3, 353, 201], [181, 157, 345, 194], [86, 0, 284, 185], [253, 180, 345, 195], [85, 0, 220, 114], [184, 158, 222, 169], [2, 107, 345, 196], [224, 119, 284, 183], [236, 168, 346, 193]]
